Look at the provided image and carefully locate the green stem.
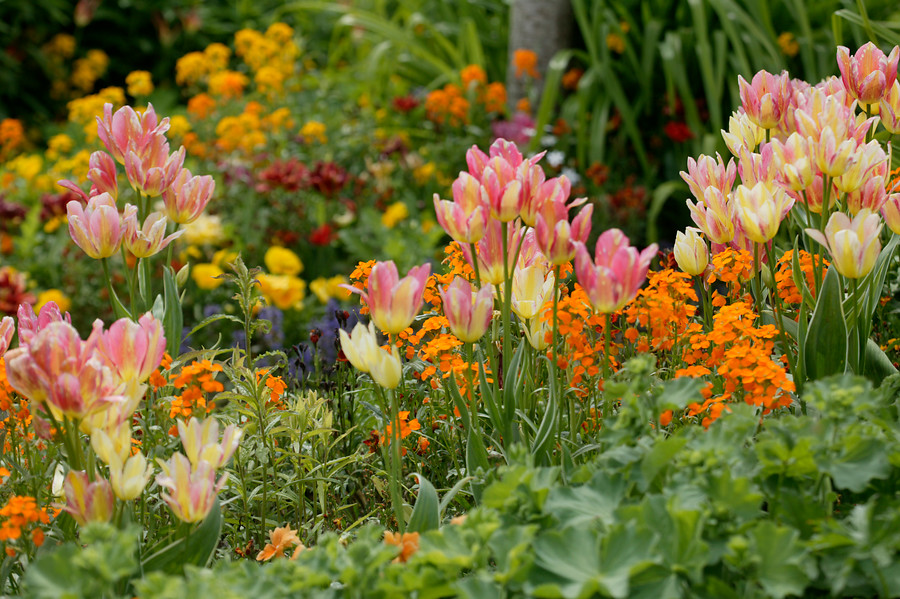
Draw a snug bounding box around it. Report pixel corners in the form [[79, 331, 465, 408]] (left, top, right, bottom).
[[603, 312, 612, 417], [468, 242, 482, 288], [765, 242, 801, 396], [752, 242, 763, 319]]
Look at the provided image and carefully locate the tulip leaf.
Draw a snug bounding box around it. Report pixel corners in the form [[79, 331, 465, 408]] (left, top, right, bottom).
[[804, 266, 847, 381], [141, 498, 222, 575], [407, 474, 439, 533], [163, 266, 183, 357]]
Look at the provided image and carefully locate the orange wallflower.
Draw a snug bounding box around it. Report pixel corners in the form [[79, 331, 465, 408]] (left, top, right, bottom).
[[168, 359, 224, 421], [512, 49, 539, 78], [384, 531, 419, 563], [187, 93, 217, 120], [460, 64, 487, 89], [257, 525, 301, 560], [0, 496, 50, 544]]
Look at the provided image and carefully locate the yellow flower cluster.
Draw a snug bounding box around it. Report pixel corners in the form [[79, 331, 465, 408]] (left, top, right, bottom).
[[70, 49, 109, 92], [309, 275, 352, 304], [235, 24, 298, 78], [125, 70, 154, 97], [67, 87, 125, 139], [299, 120, 326, 144]]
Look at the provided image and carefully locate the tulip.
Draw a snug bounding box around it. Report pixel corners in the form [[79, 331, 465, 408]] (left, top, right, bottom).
[[459, 219, 522, 285], [86, 151, 119, 201], [433, 171, 489, 244], [806, 209, 883, 279], [439, 277, 494, 342], [522, 314, 551, 350], [91, 424, 132, 466], [680, 153, 737, 202], [338, 321, 381, 374], [881, 193, 900, 234], [98, 312, 166, 384], [737, 69, 792, 129], [534, 198, 593, 266], [686, 188, 735, 244], [673, 227, 709, 276], [351, 261, 431, 335], [124, 141, 186, 197], [177, 417, 242, 470], [156, 453, 226, 523], [0, 316, 13, 358], [96, 102, 171, 165], [845, 176, 888, 216], [770, 133, 814, 191], [733, 182, 794, 243], [511, 265, 554, 321], [66, 193, 124, 259], [879, 80, 900, 134], [368, 345, 402, 390], [62, 470, 114, 526], [122, 208, 184, 258], [5, 321, 122, 420], [837, 42, 900, 106], [722, 111, 765, 156], [483, 158, 522, 222], [163, 168, 215, 225], [517, 159, 549, 226], [834, 140, 889, 195], [574, 230, 657, 314], [109, 451, 153, 501]]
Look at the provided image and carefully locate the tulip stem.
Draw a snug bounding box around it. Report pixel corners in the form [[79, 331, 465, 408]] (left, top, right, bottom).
[[468, 242, 482, 288], [548, 264, 562, 442], [603, 312, 612, 417], [752, 243, 764, 319], [377, 385, 404, 532], [500, 222, 512, 440]]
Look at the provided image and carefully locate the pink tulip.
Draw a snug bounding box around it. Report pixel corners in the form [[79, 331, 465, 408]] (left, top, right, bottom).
[[0, 316, 13, 358], [466, 139, 528, 180], [835, 140, 889, 195], [483, 157, 522, 222], [803, 174, 839, 214], [5, 321, 122, 419], [806, 209, 883, 279], [733, 182, 794, 243], [879, 80, 900, 134], [846, 176, 888, 216], [17, 301, 71, 346], [439, 277, 494, 343], [680, 153, 736, 202], [837, 42, 900, 106], [66, 192, 124, 259], [574, 230, 657, 314], [176, 417, 242, 470], [352, 261, 431, 335], [687, 188, 735, 244], [517, 159, 549, 226], [433, 171, 489, 244], [62, 470, 114, 526], [534, 198, 593, 265], [737, 145, 778, 187], [99, 312, 166, 384], [163, 168, 216, 225], [96, 103, 170, 165], [881, 193, 900, 234], [156, 453, 226, 523], [86, 151, 119, 201], [124, 140, 185, 197], [122, 208, 184, 258], [738, 69, 792, 129], [460, 219, 520, 285], [770, 133, 814, 191]]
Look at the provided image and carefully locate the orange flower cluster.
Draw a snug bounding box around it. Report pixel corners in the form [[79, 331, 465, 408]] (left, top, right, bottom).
[[255, 368, 287, 409], [424, 83, 471, 127], [384, 530, 419, 563], [0, 359, 33, 453], [0, 496, 50, 549], [512, 49, 539, 79], [622, 269, 698, 354], [383, 411, 421, 446], [679, 300, 794, 426], [707, 248, 755, 307], [0, 119, 25, 160], [774, 249, 826, 306], [164, 359, 224, 421]]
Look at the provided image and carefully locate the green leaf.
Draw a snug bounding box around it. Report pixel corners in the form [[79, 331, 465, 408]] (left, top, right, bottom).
[[543, 471, 625, 529], [407, 473, 440, 533], [804, 266, 848, 380], [748, 521, 812, 599], [823, 434, 890, 493], [163, 266, 184, 357], [142, 498, 223, 575]]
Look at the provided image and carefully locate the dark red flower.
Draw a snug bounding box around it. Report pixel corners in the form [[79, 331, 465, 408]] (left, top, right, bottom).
[[663, 121, 694, 143], [309, 223, 336, 246]]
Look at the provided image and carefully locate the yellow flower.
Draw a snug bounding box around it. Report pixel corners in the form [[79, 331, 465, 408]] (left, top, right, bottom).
[[212, 249, 239, 268], [606, 32, 625, 54], [203, 43, 231, 71], [264, 246, 303, 276], [35, 289, 71, 313], [413, 162, 436, 185], [125, 70, 154, 97], [310, 275, 351, 304], [208, 70, 249, 99], [254, 66, 284, 95], [167, 115, 192, 140], [381, 201, 409, 229], [46, 134, 74, 159], [8, 155, 43, 181], [176, 52, 210, 86], [778, 32, 799, 57], [42, 33, 76, 59], [191, 263, 225, 290], [257, 273, 306, 310], [182, 213, 225, 246], [265, 23, 294, 45], [300, 120, 327, 143]]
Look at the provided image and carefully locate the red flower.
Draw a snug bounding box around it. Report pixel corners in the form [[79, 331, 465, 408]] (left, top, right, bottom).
[[664, 121, 694, 143], [392, 95, 419, 113], [309, 223, 336, 246]]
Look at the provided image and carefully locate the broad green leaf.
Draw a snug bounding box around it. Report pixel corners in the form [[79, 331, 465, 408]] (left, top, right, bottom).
[[804, 266, 847, 380], [748, 521, 812, 599], [407, 473, 440, 533]]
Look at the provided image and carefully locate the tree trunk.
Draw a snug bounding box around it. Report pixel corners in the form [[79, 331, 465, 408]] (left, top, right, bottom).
[[506, 0, 574, 111]]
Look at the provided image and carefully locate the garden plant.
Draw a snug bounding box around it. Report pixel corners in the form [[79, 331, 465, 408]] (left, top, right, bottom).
[[1, 2, 900, 598]]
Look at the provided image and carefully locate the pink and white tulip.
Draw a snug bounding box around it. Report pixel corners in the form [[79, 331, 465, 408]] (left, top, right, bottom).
[[439, 277, 494, 343], [806, 209, 883, 279], [66, 193, 124, 259], [837, 42, 900, 106], [156, 453, 226, 523], [574, 229, 657, 314], [351, 261, 431, 335]]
